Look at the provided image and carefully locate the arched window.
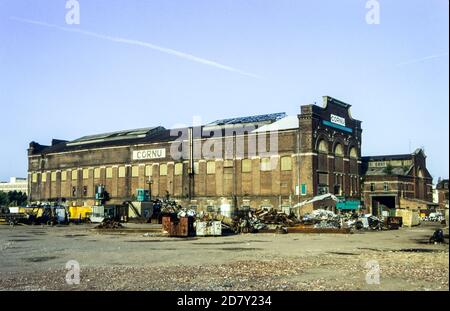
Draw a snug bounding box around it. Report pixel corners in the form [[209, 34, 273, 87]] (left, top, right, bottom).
[[418, 169, 424, 178], [349, 147, 358, 159], [318, 140, 328, 153], [334, 143, 344, 157]]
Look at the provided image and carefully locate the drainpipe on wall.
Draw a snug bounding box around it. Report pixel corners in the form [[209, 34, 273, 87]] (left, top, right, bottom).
[[188, 127, 194, 200]]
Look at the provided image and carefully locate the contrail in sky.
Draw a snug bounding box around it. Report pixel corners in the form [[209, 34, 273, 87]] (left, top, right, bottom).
[[396, 52, 448, 67], [10, 16, 262, 79]]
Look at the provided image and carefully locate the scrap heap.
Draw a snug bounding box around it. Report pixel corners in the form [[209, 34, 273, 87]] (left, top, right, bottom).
[[95, 219, 123, 229], [235, 208, 300, 233], [158, 199, 196, 219], [302, 209, 341, 229]]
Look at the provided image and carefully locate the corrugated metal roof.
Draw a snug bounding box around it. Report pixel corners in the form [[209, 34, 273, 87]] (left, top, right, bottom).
[[252, 116, 298, 133], [207, 112, 286, 126], [67, 127, 164, 146]]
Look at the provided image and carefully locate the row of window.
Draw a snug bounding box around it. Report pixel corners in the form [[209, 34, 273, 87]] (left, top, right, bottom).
[[317, 141, 358, 158], [31, 157, 294, 183], [369, 183, 414, 192]]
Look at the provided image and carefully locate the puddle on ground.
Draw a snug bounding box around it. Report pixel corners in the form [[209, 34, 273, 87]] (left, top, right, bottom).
[[64, 234, 88, 238], [192, 240, 269, 246], [126, 240, 164, 243], [8, 235, 32, 238], [328, 252, 359, 256], [192, 242, 243, 245], [23, 256, 58, 262], [219, 248, 263, 251], [396, 248, 443, 253], [7, 239, 39, 242]]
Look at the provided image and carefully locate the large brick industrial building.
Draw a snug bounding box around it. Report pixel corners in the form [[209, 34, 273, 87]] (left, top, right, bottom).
[[27, 95, 433, 213], [28, 96, 363, 210]]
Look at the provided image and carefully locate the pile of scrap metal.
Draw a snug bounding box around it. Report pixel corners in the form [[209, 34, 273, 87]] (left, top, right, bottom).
[[234, 208, 300, 233], [302, 209, 342, 229], [195, 211, 235, 234], [158, 199, 196, 219], [95, 219, 123, 229], [301, 209, 390, 231]]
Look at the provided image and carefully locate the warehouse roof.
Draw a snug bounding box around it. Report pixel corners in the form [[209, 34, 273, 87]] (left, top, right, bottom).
[[362, 148, 424, 162], [29, 112, 297, 155], [252, 116, 298, 133], [207, 112, 286, 127], [67, 127, 163, 146]]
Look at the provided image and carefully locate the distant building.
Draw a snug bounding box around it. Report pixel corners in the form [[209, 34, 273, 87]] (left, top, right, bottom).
[[361, 149, 434, 216], [0, 177, 28, 194], [435, 179, 449, 211]]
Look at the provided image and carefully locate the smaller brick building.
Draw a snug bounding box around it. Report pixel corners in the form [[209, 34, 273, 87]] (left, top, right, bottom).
[[361, 149, 433, 215], [436, 179, 449, 211]]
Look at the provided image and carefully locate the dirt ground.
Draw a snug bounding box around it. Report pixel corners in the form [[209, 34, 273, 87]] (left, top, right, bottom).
[[0, 222, 448, 291]]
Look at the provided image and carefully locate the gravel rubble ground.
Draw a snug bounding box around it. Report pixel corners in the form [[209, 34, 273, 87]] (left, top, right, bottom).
[[0, 222, 448, 291]]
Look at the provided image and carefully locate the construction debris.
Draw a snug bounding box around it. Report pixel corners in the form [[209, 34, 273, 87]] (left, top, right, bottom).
[[234, 208, 300, 233], [158, 199, 196, 219], [95, 219, 123, 229]]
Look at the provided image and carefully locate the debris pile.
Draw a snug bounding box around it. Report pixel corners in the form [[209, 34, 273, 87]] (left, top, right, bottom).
[[302, 209, 341, 229], [235, 208, 300, 233], [158, 199, 196, 219], [95, 219, 123, 229], [300, 209, 387, 230]]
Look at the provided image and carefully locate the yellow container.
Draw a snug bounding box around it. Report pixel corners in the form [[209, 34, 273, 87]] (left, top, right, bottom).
[[69, 206, 92, 221]]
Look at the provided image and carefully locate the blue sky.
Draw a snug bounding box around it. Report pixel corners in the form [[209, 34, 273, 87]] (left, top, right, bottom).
[[0, 0, 448, 182]]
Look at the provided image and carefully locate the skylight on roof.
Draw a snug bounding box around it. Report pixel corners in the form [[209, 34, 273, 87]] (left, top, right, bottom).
[[67, 127, 162, 146]]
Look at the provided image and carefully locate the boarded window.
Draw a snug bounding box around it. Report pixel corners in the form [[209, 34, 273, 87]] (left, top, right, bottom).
[[350, 147, 358, 159], [118, 167, 126, 178], [94, 168, 101, 179], [174, 163, 183, 176], [61, 171, 67, 181], [260, 158, 271, 171], [318, 173, 328, 185], [72, 170, 78, 180], [131, 166, 139, 177], [145, 165, 153, 177], [318, 140, 328, 153], [242, 159, 252, 173], [281, 156, 292, 171], [207, 161, 216, 174], [51, 172, 57, 182], [106, 167, 113, 179], [42, 173, 47, 183], [334, 143, 344, 157], [160, 164, 167, 176], [83, 169, 89, 179], [32, 173, 38, 183]]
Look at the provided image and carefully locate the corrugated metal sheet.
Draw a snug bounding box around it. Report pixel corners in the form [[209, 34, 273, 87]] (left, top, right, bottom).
[[207, 112, 286, 126]]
